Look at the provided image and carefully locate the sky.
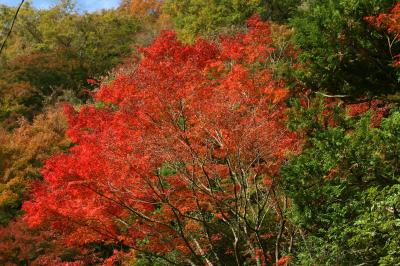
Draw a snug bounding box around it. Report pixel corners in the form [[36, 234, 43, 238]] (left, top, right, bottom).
[[0, 0, 121, 12]]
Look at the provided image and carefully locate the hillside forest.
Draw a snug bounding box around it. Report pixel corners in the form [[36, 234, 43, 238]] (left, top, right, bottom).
[[1, 0, 400, 265]]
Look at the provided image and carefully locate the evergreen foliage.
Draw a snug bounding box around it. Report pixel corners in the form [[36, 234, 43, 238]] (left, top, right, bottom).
[[283, 103, 400, 265], [291, 0, 399, 96]]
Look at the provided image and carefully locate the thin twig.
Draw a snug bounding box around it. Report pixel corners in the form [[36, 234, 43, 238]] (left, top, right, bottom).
[[314, 91, 349, 98]]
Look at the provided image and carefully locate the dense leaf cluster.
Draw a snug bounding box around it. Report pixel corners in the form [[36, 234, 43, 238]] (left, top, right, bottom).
[[283, 101, 400, 264], [291, 0, 399, 96]]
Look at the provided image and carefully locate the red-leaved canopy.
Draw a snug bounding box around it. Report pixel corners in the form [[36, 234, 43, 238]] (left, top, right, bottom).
[[23, 16, 299, 265]]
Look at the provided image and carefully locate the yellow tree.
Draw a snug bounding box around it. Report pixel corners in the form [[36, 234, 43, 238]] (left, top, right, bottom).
[[122, 0, 171, 30], [0, 105, 71, 225]]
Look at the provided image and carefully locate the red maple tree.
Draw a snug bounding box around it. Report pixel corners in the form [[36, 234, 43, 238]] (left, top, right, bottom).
[[23, 16, 300, 265]]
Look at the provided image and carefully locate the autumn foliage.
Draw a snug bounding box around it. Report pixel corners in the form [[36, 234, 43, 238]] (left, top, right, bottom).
[[365, 3, 400, 67], [22, 17, 299, 265], [3, 1, 400, 264], [0, 106, 70, 226], [124, 0, 164, 19]]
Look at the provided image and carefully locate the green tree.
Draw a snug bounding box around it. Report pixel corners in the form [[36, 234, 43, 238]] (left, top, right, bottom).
[[164, 0, 303, 42], [264, 0, 301, 22], [283, 103, 400, 265], [0, 1, 141, 127], [164, 0, 265, 42], [291, 0, 399, 96]]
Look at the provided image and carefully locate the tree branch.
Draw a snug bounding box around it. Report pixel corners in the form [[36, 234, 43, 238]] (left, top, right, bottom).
[[0, 0, 25, 56]]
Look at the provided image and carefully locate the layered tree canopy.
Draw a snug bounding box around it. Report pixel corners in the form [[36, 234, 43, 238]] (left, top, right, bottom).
[[1, 1, 400, 265], [0, 1, 142, 128]]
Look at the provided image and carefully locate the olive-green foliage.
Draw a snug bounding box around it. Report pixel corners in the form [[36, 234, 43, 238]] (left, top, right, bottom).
[[164, 0, 302, 42], [164, 0, 265, 42], [1, 1, 141, 67], [0, 106, 71, 225], [282, 107, 400, 265], [134, 251, 178, 266], [264, 0, 302, 22], [165, 0, 302, 43], [291, 0, 399, 96], [0, 1, 141, 126]]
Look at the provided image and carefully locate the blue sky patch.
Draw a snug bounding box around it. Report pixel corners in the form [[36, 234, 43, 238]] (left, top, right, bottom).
[[0, 0, 121, 12]]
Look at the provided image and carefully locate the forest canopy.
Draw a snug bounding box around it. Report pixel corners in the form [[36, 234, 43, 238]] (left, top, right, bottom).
[[0, 0, 400, 265]]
